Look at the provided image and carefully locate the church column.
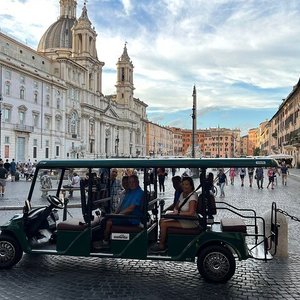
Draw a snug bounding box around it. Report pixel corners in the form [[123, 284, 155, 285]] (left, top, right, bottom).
[[82, 34, 87, 53], [94, 119, 99, 157], [100, 122, 105, 157]]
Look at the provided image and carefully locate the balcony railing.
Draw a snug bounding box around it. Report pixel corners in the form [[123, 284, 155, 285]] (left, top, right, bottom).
[[14, 124, 34, 133]]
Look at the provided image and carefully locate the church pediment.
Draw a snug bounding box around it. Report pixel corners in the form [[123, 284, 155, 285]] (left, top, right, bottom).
[[104, 106, 119, 119]]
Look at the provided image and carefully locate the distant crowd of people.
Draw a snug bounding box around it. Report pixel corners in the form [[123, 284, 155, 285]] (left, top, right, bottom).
[[0, 158, 40, 197], [0, 158, 38, 182], [215, 161, 290, 198]]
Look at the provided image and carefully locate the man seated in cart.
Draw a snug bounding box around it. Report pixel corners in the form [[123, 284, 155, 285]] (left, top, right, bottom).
[[94, 174, 144, 249]]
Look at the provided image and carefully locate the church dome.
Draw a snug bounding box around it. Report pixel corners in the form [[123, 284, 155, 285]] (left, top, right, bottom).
[[37, 17, 76, 52]]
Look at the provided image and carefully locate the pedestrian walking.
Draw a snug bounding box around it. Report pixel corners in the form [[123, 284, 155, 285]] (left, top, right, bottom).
[[3, 159, 11, 173], [171, 168, 176, 177], [273, 167, 279, 185], [10, 159, 17, 182], [280, 162, 289, 186], [266, 167, 275, 189], [255, 167, 264, 189], [229, 167, 236, 185], [217, 168, 228, 198], [157, 167, 167, 193], [0, 162, 8, 197], [248, 167, 254, 187], [239, 167, 246, 187]]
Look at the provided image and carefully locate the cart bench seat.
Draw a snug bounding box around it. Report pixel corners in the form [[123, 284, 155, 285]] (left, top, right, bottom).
[[167, 227, 203, 235], [220, 218, 247, 233], [111, 224, 144, 233], [57, 217, 100, 231]]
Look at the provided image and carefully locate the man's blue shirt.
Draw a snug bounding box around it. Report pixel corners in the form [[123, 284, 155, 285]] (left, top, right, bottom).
[[120, 186, 143, 224]]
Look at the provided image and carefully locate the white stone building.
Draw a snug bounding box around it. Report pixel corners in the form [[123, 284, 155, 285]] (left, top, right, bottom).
[[0, 0, 147, 162]]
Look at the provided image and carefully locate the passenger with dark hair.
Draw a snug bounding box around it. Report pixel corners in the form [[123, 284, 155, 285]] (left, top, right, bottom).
[[163, 176, 182, 212], [199, 172, 216, 223], [150, 176, 198, 253]]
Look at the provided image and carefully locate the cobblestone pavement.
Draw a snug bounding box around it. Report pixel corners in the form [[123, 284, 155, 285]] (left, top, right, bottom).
[[0, 168, 299, 299]]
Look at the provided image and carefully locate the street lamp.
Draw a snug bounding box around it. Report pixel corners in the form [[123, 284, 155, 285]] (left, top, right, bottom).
[[217, 125, 220, 158], [191, 85, 197, 158]]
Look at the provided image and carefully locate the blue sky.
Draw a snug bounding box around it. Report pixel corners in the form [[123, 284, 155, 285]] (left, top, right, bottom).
[[1, 0, 300, 135]]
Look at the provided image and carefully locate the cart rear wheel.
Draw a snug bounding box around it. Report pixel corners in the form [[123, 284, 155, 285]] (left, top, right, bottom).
[[0, 234, 23, 269], [197, 245, 236, 283]]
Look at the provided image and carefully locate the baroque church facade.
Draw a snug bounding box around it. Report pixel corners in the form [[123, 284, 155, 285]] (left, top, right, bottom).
[[0, 0, 147, 162]]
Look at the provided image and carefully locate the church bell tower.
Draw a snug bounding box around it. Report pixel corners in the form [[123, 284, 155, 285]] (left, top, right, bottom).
[[115, 43, 135, 106]]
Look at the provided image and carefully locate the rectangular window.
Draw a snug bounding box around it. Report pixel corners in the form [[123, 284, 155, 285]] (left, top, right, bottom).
[[33, 114, 39, 127], [56, 119, 61, 131], [45, 147, 49, 159], [4, 145, 9, 158], [20, 75, 25, 84], [4, 108, 11, 122], [33, 81, 38, 88], [57, 99, 60, 109], [4, 136, 10, 144], [19, 111, 25, 125], [33, 139, 38, 146], [45, 140, 49, 147], [45, 117, 51, 130], [33, 146, 37, 159], [56, 146, 60, 157]]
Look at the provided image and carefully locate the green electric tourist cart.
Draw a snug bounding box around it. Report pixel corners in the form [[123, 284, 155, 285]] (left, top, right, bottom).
[[0, 158, 279, 283]]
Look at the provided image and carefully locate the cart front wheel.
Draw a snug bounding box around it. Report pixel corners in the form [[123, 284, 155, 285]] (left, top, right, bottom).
[[0, 234, 23, 269], [197, 245, 236, 283]]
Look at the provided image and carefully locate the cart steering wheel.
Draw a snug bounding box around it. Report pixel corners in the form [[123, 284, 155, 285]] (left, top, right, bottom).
[[47, 195, 64, 209]]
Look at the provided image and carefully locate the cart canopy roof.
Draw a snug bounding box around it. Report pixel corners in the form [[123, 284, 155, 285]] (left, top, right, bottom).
[[36, 157, 279, 169]]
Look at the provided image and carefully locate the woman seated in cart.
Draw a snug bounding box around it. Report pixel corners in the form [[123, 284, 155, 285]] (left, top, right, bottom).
[[150, 176, 198, 253]]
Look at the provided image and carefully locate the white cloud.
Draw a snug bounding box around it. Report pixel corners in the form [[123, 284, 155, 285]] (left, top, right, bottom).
[[1, 0, 300, 129], [0, 0, 57, 44], [121, 0, 133, 15]]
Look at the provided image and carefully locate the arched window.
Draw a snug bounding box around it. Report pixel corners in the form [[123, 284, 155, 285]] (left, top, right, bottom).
[[121, 68, 125, 81], [34, 91, 38, 103], [20, 86, 25, 99]]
